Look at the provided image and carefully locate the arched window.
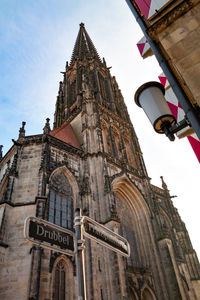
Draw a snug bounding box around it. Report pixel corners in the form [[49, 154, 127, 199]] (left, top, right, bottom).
[[48, 173, 73, 231], [141, 288, 155, 300], [112, 126, 122, 160], [115, 195, 141, 268], [124, 133, 137, 169], [54, 260, 66, 300], [52, 257, 74, 300], [130, 291, 138, 300]]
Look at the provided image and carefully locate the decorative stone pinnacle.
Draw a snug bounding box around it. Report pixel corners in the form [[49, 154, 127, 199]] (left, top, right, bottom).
[[18, 121, 26, 139], [43, 118, 51, 134], [80, 22, 85, 28], [103, 57, 107, 67], [160, 176, 168, 190]]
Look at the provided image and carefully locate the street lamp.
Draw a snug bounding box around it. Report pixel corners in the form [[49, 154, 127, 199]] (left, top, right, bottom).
[[135, 81, 190, 141]]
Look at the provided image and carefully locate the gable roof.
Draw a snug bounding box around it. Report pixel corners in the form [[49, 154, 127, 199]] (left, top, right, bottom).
[[50, 122, 81, 150]]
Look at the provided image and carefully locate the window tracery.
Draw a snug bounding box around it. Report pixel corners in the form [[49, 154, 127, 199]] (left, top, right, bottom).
[[141, 287, 155, 300], [52, 257, 74, 300], [48, 173, 73, 230], [53, 260, 66, 300], [115, 195, 140, 268], [112, 125, 122, 160], [123, 133, 137, 169]]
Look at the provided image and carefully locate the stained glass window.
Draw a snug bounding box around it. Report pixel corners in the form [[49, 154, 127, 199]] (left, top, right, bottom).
[[48, 173, 74, 230]]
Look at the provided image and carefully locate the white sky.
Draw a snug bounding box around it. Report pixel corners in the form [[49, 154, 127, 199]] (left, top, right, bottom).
[[0, 0, 199, 258]]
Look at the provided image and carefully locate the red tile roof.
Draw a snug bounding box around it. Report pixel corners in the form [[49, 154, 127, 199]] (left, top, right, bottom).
[[50, 122, 81, 149]]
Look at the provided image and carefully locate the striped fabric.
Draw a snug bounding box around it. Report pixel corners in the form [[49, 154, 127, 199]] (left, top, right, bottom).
[[158, 74, 200, 163], [134, 0, 169, 19]]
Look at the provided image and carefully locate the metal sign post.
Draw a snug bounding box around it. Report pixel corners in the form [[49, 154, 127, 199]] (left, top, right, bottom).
[[24, 214, 87, 299], [74, 208, 87, 300], [24, 213, 129, 300]]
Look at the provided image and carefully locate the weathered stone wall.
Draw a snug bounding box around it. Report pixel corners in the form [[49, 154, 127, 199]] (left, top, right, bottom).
[[49, 146, 81, 179], [0, 142, 41, 299], [12, 144, 43, 204], [157, 2, 200, 106], [0, 204, 35, 300]]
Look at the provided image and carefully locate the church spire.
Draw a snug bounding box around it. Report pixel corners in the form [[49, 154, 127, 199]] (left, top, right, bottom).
[[54, 24, 131, 129], [70, 22, 102, 65]]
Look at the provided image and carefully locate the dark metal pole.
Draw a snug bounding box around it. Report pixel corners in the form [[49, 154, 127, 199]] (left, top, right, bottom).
[[125, 0, 200, 140], [74, 208, 87, 300]]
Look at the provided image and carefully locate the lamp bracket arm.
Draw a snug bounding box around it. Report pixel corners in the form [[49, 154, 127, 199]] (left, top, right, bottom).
[[169, 117, 190, 134]]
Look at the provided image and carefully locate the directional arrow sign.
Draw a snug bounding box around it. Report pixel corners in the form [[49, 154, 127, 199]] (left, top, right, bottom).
[[24, 216, 75, 256], [82, 216, 130, 257]]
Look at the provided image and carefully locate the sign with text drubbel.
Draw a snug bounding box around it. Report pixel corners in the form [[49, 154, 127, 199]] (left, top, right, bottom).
[[24, 216, 75, 255], [82, 216, 130, 258]]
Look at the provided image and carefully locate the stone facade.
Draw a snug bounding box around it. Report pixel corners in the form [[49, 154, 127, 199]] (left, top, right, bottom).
[[146, 0, 200, 109], [0, 24, 200, 300]]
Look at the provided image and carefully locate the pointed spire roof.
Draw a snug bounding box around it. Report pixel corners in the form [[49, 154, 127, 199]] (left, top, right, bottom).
[[70, 23, 102, 64]]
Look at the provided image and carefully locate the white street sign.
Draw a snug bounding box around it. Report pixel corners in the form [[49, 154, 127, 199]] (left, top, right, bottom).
[[81, 216, 130, 257], [24, 216, 75, 255]]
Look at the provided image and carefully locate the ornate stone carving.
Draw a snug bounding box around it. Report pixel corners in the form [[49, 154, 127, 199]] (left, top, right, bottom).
[[80, 176, 91, 196], [148, 0, 193, 37]]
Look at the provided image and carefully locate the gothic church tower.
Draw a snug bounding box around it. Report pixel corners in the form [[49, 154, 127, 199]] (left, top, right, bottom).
[[0, 23, 200, 300]]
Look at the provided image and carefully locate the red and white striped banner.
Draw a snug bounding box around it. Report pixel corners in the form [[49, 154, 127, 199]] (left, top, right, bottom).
[[137, 36, 150, 57], [134, 1, 200, 162], [134, 0, 169, 19], [136, 43, 200, 162], [158, 74, 200, 163]]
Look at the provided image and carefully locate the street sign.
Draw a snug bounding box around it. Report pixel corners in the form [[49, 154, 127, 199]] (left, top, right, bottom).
[[24, 216, 75, 255], [81, 216, 130, 257]]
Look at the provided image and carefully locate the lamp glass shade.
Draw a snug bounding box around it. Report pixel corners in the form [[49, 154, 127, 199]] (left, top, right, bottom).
[[135, 82, 176, 133]]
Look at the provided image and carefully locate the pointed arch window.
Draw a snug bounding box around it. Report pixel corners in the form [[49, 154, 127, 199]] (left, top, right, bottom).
[[112, 126, 122, 160], [124, 133, 137, 169], [48, 173, 73, 231], [115, 195, 141, 268], [141, 287, 155, 300], [130, 290, 139, 300], [53, 260, 66, 300], [52, 257, 74, 300]]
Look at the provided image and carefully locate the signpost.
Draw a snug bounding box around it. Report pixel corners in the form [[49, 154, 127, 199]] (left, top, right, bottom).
[[24, 216, 75, 256], [24, 212, 130, 300], [81, 216, 130, 258], [74, 208, 87, 300]]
